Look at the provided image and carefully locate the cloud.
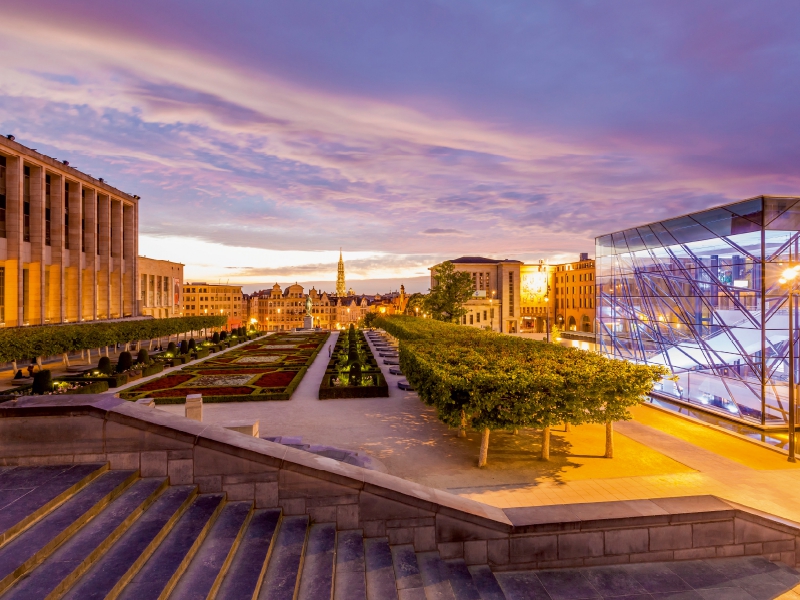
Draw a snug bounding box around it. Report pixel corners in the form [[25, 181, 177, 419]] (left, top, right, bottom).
[[421, 228, 466, 236]]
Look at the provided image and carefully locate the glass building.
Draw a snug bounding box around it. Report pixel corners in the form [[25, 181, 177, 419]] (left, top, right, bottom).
[[596, 196, 800, 427]]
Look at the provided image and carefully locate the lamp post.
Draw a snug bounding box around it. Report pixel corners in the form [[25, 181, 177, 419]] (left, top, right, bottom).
[[780, 266, 799, 462], [490, 290, 496, 331]]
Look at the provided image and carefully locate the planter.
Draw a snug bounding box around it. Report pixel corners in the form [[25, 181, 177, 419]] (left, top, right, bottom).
[[142, 363, 164, 378], [172, 355, 190, 365], [318, 372, 389, 399], [61, 373, 129, 388], [193, 348, 210, 360], [124, 370, 143, 383]]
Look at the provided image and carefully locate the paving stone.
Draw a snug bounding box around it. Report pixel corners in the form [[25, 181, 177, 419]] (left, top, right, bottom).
[[494, 570, 550, 599], [623, 562, 694, 594], [334, 530, 366, 600], [391, 544, 424, 590], [260, 515, 309, 600], [467, 564, 507, 600], [169, 501, 252, 600], [297, 522, 336, 600], [535, 568, 600, 599], [216, 508, 281, 600], [416, 550, 456, 600], [443, 559, 482, 600], [364, 537, 398, 600], [581, 565, 648, 597]]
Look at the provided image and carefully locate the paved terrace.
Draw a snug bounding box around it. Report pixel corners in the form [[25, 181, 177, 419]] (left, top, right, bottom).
[[149, 331, 800, 529]]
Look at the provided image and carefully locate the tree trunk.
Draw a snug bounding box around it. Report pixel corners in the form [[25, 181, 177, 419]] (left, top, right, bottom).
[[605, 421, 614, 458], [478, 429, 490, 467], [512, 429, 519, 435], [541, 427, 551, 461], [458, 411, 467, 438], [564, 422, 571, 432]]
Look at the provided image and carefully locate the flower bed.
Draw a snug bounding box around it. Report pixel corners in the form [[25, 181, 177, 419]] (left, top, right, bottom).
[[319, 327, 388, 399], [119, 331, 329, 403]]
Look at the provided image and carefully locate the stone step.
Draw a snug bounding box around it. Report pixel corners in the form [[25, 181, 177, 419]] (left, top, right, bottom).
[[443, 559, 481, 600], [61, 485, 197, 600], [297, 522, 336, 600], [333, 529, 366, 600], [0, 469, 137, 595], [390, 544, 424, 594], [119, 493, 226, 599], [169, 501, 252, 600], [0, 463, 109, 546], [216, 508, 281, 600], [416, 551, 456, 600], [364, 537, 398, 600], [260, 514, 310, 600], [493, 571, 549, 600], [4, 477, 167, 600], [467, 565, 506, 600]]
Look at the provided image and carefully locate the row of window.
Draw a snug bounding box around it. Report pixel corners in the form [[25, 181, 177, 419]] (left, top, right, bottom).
[[556, 298, 594, 309], [463, 308, 495, 325]]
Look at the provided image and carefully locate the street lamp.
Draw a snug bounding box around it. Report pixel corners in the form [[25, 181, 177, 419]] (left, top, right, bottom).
[[779, 265, 800, 462], [415, 307, 419, 317], [490, 290, 496, 331]]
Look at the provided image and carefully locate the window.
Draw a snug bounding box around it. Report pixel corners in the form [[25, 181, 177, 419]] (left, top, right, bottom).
[[508, 272, 514, 316], [64, 182, 70, 249], [484, 310, 487, 320], [476, 312, 480, 323], [22, 268, 29, 323], [45, 175, 51, 246], [0, 266, 4, 322], [0, 156, 5, 238], [141, 274, 147, 304], [81, 189, 86, 252], [96, 199, 100, 255], [23, 166, 30, 242], [44, 270, 51, 321], [469, 314, 474, 325]]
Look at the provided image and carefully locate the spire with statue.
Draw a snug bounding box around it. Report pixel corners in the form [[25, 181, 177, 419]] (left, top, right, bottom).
[[336, 248, 346, 296]]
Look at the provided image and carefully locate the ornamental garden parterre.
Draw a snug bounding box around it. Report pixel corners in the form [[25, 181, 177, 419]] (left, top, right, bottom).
[[120, 331, 329, 403]]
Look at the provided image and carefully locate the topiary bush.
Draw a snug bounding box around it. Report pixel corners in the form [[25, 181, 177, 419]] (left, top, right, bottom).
[[212, 332, 220, 345], [220, 330, 227, 340], [167, 342, 176, 354], [116, 351, 133, 373], [98, 356, 113, 375], [348, 361, 362, 386], [188, 338, 196, 351], [180, 340, 189, 355], [32, 369, 52, 394], [136, 349, 150, 366]]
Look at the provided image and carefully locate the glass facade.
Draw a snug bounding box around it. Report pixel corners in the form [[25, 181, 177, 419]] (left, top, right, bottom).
[[596, 196, 800, 427]]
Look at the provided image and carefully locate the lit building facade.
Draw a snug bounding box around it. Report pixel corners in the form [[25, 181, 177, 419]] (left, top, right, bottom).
[[520, 262, 552, 333], [597, 196, 800, 427], [0, 135, 139, 327], [432, 257, 521, 333], [138, 257, 183, 319], [553, 253, 595, 333], [248, 283, 370, 331], [182, 282, 244, 329]]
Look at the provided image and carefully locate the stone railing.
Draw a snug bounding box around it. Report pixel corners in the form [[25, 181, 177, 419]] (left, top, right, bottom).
[[0, 394, 798, 569]]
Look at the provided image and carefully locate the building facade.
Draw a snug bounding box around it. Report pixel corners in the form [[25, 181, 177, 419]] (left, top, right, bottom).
[[138, 257, 183, 319], [553, 253, 596, 333], [0, 135, 139, 327], [182, 282, 244, 329], [520, 261, 553, 333], [432, 257, 522, 333], [597, 196, 800, 427]]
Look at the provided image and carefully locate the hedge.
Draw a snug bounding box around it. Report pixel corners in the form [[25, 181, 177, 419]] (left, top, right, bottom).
[[0, 316, 228, 364], [375, 315, 668, 466]]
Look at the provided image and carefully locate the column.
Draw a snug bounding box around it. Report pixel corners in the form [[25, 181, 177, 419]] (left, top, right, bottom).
[[29, 164, 45, 324], [98, 193, 111, 319], [50, 172, 65, 323], [111, 198, 122, 318], [5, 154, 22, 327], [122, 202, 134, 317], [83, 187, 97, 321]]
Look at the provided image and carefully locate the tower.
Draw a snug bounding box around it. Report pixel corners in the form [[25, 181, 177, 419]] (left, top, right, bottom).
[[336, 249, 346, 296]]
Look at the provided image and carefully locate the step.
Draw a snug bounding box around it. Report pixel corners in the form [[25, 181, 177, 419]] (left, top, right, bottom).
[[467, 565, 506, 600], [259, 515, 310, 600], [119, 493, 225, 599], [391, 544, 424, 593], [493, 571, 550, 600], [0, 463, 109, 545], [0, 469, 136, 595], [4, 477, 167, 600], [297, 522, 336, 600], [169, 501, 252, 600], [364, 537, 398, 600], [333, 529, 366, 600], [443, 559, 481, 600], [416, 551, 456, 600], [61, 485, 197, 600], [215, 509, 281, 600]]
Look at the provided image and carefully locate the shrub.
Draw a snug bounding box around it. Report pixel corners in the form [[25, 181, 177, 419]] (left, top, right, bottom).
[[180, 340, 189, 355], [220, 330, 227, 340], [348, 361, 362, 386], [32, 369, 52, 394], [116, 351, 133, 373], [97, 356, 113, 375], [212, 332, 220, 345], [188, 338, 196, 351], [136, 349, 150, 366], [167, 342, 176, 354]]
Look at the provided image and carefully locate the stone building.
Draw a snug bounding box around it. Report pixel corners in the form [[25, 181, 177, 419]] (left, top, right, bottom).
[[431, 257, 522, 333], [553, 253, 595, 333], [182, 282, 244, 329], [137, 257, 183, 319], [519, 261, 553, 333], [0, 135, 139, 327]]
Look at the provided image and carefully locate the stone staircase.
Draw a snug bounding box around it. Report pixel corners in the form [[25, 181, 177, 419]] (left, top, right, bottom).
[[0, 462, 503, 599]]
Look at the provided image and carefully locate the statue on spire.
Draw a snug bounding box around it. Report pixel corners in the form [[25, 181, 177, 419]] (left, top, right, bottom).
[[336, 248, 346, 296]]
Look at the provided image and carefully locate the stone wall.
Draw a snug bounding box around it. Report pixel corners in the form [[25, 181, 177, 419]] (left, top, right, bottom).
[[1, 394, 798, 569]]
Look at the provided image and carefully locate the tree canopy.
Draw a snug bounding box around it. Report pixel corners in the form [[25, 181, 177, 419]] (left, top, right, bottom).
[[424, 261, 474, 323]]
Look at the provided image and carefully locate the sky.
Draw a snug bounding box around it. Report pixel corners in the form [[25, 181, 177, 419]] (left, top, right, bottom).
[[1, 1, 799, 294]]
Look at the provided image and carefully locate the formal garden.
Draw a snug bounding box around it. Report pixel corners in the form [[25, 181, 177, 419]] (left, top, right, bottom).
[[120, 330, 329, 403], [375, 315, 668, 467], [318, 324, 388, 399]]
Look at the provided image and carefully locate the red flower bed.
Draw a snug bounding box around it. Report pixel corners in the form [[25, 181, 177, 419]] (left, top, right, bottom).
[[151, 386, 253, 398], [298, 343, 319, 349], [134, 373, 194, 392], [253, 371, 298, 388], [194, 368, 276, 375]]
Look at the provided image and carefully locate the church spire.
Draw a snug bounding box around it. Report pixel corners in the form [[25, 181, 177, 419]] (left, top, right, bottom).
[[336, 248, 346, 296]]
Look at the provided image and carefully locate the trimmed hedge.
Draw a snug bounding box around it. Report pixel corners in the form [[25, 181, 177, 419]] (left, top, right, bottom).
[[0, 316, 227, 364]]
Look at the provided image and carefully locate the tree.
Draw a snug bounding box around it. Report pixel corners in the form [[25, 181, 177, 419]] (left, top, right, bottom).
[[405, 293, 427, 316], [424, 262, 474, 323], [363, 312, 380, 328]]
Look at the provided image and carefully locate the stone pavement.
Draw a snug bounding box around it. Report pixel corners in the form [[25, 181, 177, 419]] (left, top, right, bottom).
[[154, 330, 800, 530]]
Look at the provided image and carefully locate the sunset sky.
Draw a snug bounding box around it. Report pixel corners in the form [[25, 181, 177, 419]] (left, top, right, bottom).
[[0, 1, 798, 293]]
